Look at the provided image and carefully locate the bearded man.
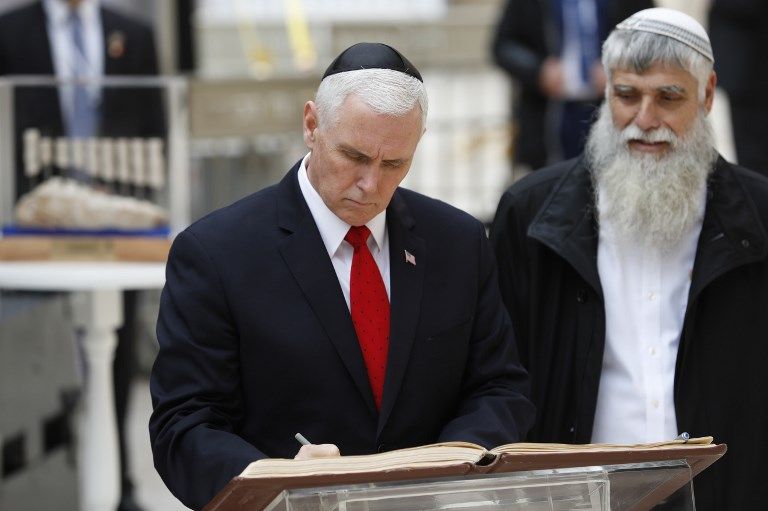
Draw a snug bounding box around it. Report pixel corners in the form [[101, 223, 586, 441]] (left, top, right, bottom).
[[490, 8, 768, 510]]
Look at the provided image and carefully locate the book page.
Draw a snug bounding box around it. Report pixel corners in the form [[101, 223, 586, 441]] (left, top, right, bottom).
[[238, 438, 715, 478], [240, 442, 487, 478], [490, 436, 713, 455]]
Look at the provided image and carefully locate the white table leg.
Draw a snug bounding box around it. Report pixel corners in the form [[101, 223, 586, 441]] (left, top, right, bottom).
[[71, 289, 122, 511]]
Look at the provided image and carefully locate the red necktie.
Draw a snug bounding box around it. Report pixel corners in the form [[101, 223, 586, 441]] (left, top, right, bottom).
[[345, 226, 390, 410]]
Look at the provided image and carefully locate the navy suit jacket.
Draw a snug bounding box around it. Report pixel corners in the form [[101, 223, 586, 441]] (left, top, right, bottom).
[[149, 163, 535, 510]]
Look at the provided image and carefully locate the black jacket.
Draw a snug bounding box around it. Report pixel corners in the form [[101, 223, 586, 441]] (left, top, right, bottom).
[[490, 156, 768, 510]]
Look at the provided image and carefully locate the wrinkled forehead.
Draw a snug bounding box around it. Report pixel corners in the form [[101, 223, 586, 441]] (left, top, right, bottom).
[[610, 64, 699, 91]]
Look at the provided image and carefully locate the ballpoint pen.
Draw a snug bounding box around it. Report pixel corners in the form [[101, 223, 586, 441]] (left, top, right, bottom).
[[295, 433, 312, 446]]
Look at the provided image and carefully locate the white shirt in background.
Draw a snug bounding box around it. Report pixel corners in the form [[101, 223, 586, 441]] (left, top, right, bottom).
[[43, 0, 104, 126]]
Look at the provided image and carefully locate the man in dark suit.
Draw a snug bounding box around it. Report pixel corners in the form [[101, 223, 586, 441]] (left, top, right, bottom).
[[491, 0, 652, 172], [0, 2, 163, 510], [0, 0, 163, 197], [149, 42, 535, 510]]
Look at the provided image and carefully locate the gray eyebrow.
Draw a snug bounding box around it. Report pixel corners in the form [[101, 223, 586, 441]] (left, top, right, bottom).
[[658, 85, 686, 95], [338, 144, 372, 160], [613, 84, 636, 93], [338, 144, 408, 166], [612, 84, 687, 95]]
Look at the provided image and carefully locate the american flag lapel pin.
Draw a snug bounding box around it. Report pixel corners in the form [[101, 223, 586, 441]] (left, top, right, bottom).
[[404, 250, 416, 266]]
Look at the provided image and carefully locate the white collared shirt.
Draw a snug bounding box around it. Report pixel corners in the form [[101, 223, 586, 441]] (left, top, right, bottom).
[[297, 154, 391, 310], [591, 186, 706, 443], [43, 0, 104, 125]]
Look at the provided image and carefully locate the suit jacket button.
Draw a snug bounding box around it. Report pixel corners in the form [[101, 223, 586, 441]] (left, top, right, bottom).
[[576, 290, 587, 303]]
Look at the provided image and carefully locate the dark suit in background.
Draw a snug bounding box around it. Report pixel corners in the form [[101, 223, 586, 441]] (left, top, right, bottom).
[[149, 163, 535, 510], [491, 0, 652, 170], [709, 0, 768, 176], [0, 2, 164, 509], [0, 0, 164, 198]]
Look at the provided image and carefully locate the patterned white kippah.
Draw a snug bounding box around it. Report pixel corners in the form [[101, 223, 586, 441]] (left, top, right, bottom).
[[616, 8, 713, 62]]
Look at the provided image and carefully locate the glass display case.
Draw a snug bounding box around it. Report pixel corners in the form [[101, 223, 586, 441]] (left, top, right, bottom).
[[263, 461, 694, 511], [0, 76, 189, 259]]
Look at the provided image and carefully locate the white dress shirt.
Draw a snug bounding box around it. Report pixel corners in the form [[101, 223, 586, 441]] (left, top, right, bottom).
[[297, 154, 391, 310], [43, 0, 104, 127], [591, 186, 706, 443]]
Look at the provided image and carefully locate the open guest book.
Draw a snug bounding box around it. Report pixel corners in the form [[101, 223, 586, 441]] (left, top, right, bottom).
[[204, 437, 726, 510]]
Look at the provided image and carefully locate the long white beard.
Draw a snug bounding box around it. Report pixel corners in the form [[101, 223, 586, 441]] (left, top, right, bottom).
[[586, 103, 717, 251]]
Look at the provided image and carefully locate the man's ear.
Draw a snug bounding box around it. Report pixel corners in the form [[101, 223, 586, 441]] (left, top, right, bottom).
[[704, 71, 717, 114], [303, 101, 319, 148]]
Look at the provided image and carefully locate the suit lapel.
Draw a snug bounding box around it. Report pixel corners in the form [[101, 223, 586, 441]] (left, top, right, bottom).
[[688, 157, 768, 301], [378, 192, 425, 433], [276, 167, 377, 414], [15, 3, 64, 135], [28, 2, 56, 74]]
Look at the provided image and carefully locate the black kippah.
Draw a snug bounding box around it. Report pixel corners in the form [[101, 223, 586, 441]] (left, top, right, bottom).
[[322, 42, 423, 82]]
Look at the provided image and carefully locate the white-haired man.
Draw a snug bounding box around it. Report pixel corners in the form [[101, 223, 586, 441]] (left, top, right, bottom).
[[491, 8, 768, 510], [150, 42, 534, 510]]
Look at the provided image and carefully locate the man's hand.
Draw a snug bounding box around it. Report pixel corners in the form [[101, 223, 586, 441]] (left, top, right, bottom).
[[294, 443, 341, 460], [539, 57, 565, 98]]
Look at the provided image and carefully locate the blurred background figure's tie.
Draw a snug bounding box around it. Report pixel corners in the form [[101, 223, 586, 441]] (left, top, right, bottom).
[[69, 10, 97, 137]]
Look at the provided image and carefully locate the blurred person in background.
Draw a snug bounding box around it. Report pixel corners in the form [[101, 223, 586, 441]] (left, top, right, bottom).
[[0, 1, 163, 510], [0, 0, 164, 198], [491, 8, 768, 510], [491, 0, 652, 174], [149, 42, 534, 510], [708, 0, 768, 177]]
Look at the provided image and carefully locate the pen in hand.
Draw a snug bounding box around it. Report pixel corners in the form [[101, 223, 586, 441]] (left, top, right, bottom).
[[295, 432, 311, 446], [293, 433, 341, 459]]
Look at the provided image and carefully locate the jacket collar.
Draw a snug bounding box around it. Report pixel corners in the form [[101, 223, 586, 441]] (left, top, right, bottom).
[[689, 157, 768, 300], [527, 157, 601, 295], [526, 155, 768, 300]]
